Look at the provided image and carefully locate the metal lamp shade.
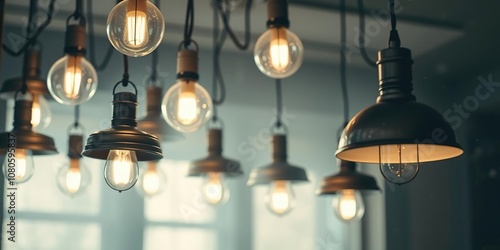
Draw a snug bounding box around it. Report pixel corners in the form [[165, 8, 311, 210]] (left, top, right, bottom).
[[336, 47, 463, 163], [189, 129, 242, 176], [0, 49, 49, 100], [0, 100, 57, 155], [247, 134, 308, 186], [82, 92, 163, 161], [137, 86, 184, 142], [318, 161, 380, 195]]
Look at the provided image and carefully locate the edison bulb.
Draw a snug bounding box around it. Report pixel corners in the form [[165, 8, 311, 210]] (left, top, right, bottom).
[[2, 149, 35, 183], [201, 172, 229, 205], [106, 0, 165, 57], [56, 158, 91, 197], [31, 94, 52, 129], [104, 150, 139, 191], [332, 189, 365, 222], [265, 180, 295, 215], [48, 55, 98, 105], [161, 80, 213, 133], [136, 161, 166, 197], [379, 144, 420, 185], [254, 27, 304, 78]]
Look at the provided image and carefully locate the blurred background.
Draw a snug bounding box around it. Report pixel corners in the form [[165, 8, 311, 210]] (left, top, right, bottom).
[[1, 0, 499, 249]]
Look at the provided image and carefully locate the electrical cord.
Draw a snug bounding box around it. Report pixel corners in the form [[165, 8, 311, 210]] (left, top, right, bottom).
[[388, 0, 401, 47], [340, 0, 349, 126], [2, 0, 56, 57], [87, 0, 114, 71], [357, 0, 377, 68], [183, 0, 195, 48], [216, 0, 252, 51], [275, 79, 283, 128]]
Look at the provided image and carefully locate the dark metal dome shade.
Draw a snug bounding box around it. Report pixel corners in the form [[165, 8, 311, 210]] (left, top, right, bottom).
[[0, 130, 57, 155], [82, 91, 163, 161], [318, 161, 380, 195], [0, 100, 57, 155], [0, 49, 49, 99], [336, 46, 463, 163], [336, 101, 463, 163], [247, 134, 309, 186], [82, 127, 162, 161], [137, 86, 184, 142], [189, 129, 242, 176]]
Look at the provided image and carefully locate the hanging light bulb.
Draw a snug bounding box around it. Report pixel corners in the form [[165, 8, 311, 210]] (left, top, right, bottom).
[[104, 150, 139, 191], [136, 161, 166, 197], [318, 160, 379, 222], [106, 0, 165, 57], [2, 149, 35, 183], [265, 180, 295, 215], [0, 47, 52, 129], [0, 91, 58, 183], [247, 134, 309, 216], [82, 82, 163, 192], [162, 47, 213, 133], [254, 0, 304, 78], [332, 189, 365, 222], [189, 128, 243, 205], [335, 6, 463, 184], [57, 131, 91, 197], [48, 22, 98, 105], [200, 172, 229, 205]]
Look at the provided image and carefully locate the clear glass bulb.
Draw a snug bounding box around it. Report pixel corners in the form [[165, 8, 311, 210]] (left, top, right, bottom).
[[104, 150, 139, 192], [254, 27, 304, 78], [31, 94, 51, 129], [136, 161, 166, 197], [332, 189, 365, 222], [379, 144, 420, 185], [201, 172, 229, 205], [161, 80, 213, 133], [106, 0, 165, 57], [265, 180, 295, 215], [48, 55, 98, 105], [2, 149, 35, 183], [56, 158, 91, 197]]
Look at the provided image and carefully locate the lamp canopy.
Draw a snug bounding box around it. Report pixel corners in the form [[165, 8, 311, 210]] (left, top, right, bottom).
[[0, 100, 57, 155], [82, 91, 163, 161], [318, 160, 380, 195], [189, 129, 242, 176], [247, 134, 308, 186], [137, 86, 184, 142], [336, 47, 463, 163]]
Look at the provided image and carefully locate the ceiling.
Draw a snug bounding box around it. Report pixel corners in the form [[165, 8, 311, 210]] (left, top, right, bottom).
[[3, 0, 500, 110]]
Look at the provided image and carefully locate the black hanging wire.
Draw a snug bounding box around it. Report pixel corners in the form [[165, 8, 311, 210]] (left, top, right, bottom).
[[87, 0, 114, 71], [122, 54, 129, 86], [357, 0, 377, 68], [19, 0, 38, 96], [147, 0, 161, 84], [2, 0, 57, 57], [275, 79, 283, 128], [183, 0, 195, 48], [337, 0, 350, 139], [388, 0, 401, 48], [216, 0, 252, 50], [73, 105, 80, 128], [211, 0, 228, 122]]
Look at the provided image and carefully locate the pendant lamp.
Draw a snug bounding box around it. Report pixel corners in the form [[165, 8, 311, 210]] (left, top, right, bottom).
[[335, 0, 463, 185]]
